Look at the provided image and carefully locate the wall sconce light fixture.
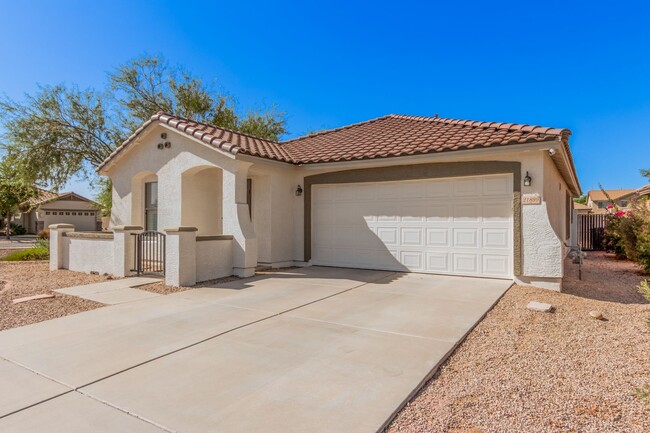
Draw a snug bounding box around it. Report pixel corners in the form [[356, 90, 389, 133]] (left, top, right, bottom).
[[295, 185, 303, 196], [523, 171, 532, 187]]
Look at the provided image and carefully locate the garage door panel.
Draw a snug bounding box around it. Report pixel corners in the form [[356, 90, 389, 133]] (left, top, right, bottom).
[[377, 227, 399, 246], [453, 228, 479, 248], [400, 251, 423, 271], [453, 178, 481, 197], [401, 228, 424, 246], [452, 203, 481, 222], [426, 204, 452, 222], [483, 255, 510, 276], [426, 180, 451, 198], [452, 254, 479, 274], [483, 229, 510, 249], [426, 228, 450, 247], [482, 202, 512, 221], [426, 252, 450, 272], [312, 175, 513, 279], [483, 176, 512, 195]]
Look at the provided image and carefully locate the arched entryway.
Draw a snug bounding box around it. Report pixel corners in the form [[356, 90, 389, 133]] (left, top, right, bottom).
[[181, 166, 223, 236]]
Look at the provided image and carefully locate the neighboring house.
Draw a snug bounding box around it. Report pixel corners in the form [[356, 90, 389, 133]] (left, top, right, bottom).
[[637, 184, 650, 200], [586, 189, 636, 213], [573, 202, 592, 215], [17, 189, 102, 233], [52, 112, 581, 291]]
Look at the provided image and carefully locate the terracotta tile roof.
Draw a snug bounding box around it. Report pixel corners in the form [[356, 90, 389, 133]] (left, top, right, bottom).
[[98, 113, 575, 187], [98, 112, 292, 171], [587, 189, 636, 202], [281, 114, 570, 164], [573, 202, 591, 210], [26, 188, 59, 207], [637, 184, 650, 197]]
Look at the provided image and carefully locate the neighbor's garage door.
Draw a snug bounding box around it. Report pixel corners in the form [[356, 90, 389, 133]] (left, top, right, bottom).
[[311, 174, 513, 278]]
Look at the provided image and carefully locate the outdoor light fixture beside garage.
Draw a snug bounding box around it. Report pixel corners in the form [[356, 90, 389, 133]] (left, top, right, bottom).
[[296, 185, 303, 196], [524, 171, 532, 187]]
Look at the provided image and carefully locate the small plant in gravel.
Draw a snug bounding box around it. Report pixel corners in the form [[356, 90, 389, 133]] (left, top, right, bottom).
[[634, 384, 650, 402], [638, 280, 650, 303]]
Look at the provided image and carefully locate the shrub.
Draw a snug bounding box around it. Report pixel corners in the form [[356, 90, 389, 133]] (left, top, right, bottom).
[[604, 213, 626, 258], [638, 280, 650, 303], [9, 223, 26, 236], [1, 246, 49, 261], [35, 238, 49, 250], [37, 229, 50, 240], [604, 198, 650, 273]]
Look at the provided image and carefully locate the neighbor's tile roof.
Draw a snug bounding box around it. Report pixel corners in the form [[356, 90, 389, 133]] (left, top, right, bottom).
[[587, 189, 637, 202], [637, 184, 650, 197], [573, 202, 592, 210], [98, 112, 572, 171], [26, 188, 59, 206]]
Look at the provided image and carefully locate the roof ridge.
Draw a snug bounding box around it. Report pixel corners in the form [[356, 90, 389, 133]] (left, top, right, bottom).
[[154, 111, 281, 144], [279, 114, 395, 144], [388, 113, 569, 135]]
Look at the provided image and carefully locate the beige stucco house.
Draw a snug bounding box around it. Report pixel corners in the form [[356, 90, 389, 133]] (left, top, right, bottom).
[[17, 189, 101, 234], [586, 189, 636, 213], [50, 112, 581, 291]]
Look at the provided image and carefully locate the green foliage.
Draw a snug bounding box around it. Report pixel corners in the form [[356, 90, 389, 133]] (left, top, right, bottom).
[[35, 238, 49, 250], [0, 85, 121, 189], [634, 383, 650, 402], [641, 168, 650, 181], [1, 246, 49, 261], [95, 177, 112, 217], [0, 53, 288, 214], [605, 198, 650, 273], [638, 280, 650, 303], [0, 159, 37, 239], [573, 194, 588, 204], [9, 223, 26, 236]]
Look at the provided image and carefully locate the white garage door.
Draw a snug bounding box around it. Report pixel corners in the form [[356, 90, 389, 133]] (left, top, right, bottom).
[[311, 174, 513, 278]]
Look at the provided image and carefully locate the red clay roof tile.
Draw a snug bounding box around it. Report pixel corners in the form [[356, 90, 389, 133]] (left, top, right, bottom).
[[98, 112, 572, 172]]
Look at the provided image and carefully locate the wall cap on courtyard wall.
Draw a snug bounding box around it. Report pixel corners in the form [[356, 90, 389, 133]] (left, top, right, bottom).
[[164, 226, 198, 233], [49, 223, 75, 229], [196, 235, 234, 241], [65, 232, 114, 239], [112, 225, 143, 232]]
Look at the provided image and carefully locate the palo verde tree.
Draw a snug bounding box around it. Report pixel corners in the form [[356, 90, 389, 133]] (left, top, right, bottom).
[[0, 54, 287, 211]]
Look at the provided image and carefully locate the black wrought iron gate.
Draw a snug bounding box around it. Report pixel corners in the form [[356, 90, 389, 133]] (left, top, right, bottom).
[[132, 231, 166, 276]]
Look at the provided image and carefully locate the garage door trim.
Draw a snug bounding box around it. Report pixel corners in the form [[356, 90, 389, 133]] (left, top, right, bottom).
[[304, 161, 522, 275]]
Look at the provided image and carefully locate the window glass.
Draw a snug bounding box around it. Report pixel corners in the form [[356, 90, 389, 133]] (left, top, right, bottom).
[[145, 182, 159, 231], [145, 182, 158, 208]]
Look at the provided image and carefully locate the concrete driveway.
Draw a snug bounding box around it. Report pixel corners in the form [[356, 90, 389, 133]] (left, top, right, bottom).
[[0, 267, 511, 433]]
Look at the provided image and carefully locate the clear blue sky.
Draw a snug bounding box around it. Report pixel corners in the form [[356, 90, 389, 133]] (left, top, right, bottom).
[[1, 0, 649, 198]]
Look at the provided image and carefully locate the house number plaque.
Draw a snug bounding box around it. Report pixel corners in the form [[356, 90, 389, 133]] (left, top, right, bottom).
[[522, 193, 542, 205]]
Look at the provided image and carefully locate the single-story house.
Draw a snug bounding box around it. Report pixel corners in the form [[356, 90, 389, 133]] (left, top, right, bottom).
[[50, 112, 581, 291], [586, 189, 636, 213], [637, 184, 650, 200], [17, 189, 102, 234]]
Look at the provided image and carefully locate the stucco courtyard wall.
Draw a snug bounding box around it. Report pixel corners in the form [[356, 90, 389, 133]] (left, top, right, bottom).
[[63, 234, 115, 275], [196, 237, 233, 282]]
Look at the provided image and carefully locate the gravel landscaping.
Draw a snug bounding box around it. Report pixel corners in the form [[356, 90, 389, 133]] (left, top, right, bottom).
[[0, 258, 111, 331], [387, 251, 650, 433]]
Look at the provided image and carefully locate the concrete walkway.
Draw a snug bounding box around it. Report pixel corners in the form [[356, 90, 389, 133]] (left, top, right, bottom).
[[0, 267, 512, 432], [54, 277, 161, 305]]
